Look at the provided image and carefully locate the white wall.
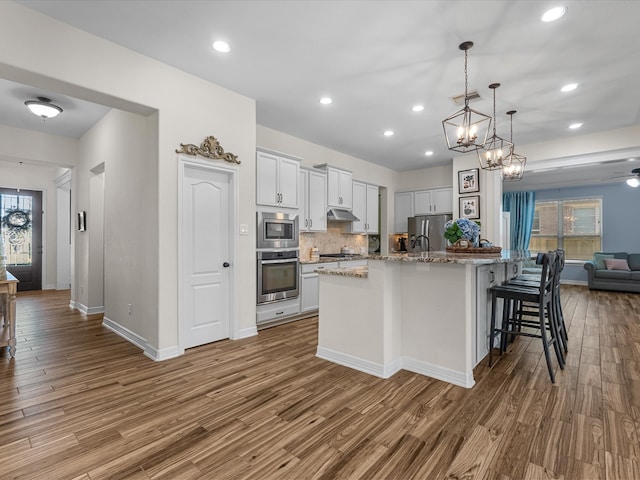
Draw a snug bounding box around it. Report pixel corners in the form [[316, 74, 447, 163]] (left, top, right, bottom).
[[0, 2, 256, 354], [395, 164, 454, 192]]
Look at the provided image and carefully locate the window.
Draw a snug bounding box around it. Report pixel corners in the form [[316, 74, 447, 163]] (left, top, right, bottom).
[[530, 198, 602, 260]]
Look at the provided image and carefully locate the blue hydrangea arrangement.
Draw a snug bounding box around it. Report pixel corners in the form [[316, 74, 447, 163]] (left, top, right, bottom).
[[444, 218, 480, 246]]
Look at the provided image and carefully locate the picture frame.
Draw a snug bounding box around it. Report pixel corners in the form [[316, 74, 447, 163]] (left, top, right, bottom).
[[78, 211, 86, 232], [459, 196, 480, 220], [458, 168, 480, 194]]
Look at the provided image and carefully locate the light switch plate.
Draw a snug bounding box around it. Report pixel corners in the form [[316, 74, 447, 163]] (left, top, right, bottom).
[[240, 224, 249, 235]]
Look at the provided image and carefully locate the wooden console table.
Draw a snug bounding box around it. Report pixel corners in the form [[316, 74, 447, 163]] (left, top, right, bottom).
[[0, 272, 18, 358]]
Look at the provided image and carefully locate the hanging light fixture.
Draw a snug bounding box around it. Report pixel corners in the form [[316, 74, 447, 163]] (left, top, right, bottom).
[[502, 110, 526, 181], [478, 83, 513, 170], [24, 96, 63, 119], [442, 41, 492, 154]]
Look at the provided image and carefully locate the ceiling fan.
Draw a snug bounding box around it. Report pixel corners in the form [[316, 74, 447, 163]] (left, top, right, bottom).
[[603, 167, 640, 187]]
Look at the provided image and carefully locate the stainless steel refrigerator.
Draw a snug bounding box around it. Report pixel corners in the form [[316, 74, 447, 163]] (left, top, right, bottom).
[[407, 214, 452, 252]]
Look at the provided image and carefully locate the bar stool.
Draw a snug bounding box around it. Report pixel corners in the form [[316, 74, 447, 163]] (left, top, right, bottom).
[[488, 252, 563, 383]]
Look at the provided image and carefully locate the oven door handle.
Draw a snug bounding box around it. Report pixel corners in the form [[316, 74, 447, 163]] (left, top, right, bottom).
[[260, 258, 298, 265]]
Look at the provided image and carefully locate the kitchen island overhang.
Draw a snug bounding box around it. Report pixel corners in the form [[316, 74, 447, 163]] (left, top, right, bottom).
[[316, 251, 531, 388]]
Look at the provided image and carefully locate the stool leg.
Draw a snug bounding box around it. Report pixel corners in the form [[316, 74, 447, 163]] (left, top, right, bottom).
[[540, 301, 556, 384], [488, 291, 498, 367]]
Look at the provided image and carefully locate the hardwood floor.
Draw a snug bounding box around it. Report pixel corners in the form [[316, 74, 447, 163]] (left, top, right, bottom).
[[0, 286, 639, 479]]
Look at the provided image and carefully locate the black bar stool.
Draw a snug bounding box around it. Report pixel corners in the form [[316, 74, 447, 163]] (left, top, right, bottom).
[[488, 252, 563, 383]]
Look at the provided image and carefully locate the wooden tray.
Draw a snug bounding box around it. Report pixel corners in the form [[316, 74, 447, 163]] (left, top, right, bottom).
[[446, 246, 502, 254]]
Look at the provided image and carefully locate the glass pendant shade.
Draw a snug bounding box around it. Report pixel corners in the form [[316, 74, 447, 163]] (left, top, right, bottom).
[[502, 110, 526, 181], [24, 96, 63, 119], [442, 41, 492, 154], [478, 83, 513, 171]]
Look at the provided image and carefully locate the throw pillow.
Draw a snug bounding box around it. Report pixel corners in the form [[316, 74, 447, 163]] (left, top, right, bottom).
[[593, 253, 614, 270], [604, 258, 631, 271]]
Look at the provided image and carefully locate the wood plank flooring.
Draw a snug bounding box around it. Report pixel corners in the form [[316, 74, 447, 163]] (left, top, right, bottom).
[[0, 286, 639, 479]]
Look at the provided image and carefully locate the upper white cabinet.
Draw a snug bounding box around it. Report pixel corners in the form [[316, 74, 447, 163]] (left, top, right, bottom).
[[414, 187, 453, 215], [350, 181, 378, 234], [299, 168, 327, 232], [394, 187, 453, 233], [394, 191, 414, 233], [256, 151, 300, 208], [326, 166, 352, 209]]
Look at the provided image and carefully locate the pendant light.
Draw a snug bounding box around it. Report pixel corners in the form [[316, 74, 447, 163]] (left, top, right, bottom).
[[478, 83, 513, 170], [442, 41, 492, 153], [24, 96, 63, 119], [502, 110, 526, 181]]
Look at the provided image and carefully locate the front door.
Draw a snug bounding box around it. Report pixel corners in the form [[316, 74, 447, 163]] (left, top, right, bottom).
[[180, 164, 232, 348], [0, 188, 42, 291]]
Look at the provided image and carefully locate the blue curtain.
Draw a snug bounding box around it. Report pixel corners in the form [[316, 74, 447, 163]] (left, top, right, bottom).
[[503, 191, 536, 250]]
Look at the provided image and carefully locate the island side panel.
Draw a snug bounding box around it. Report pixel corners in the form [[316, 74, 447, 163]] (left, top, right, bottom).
[[317, 261, 402, 378], [399, 262, 476, 387]]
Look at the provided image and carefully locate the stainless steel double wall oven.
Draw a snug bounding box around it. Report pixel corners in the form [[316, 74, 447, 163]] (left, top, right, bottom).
[[256, 212, 299, 305]]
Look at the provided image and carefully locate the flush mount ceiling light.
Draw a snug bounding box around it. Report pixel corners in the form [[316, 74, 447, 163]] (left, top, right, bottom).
[[24, 96, 63, 119], [502, 110, 526, 181], [627, 168, 640, 187], [477, 83, 513, 171], [541, 6, 567, 22], [442, 41, 492, 154]]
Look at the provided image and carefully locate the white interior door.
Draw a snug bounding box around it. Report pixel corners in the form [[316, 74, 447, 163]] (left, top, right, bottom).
[[181, 164, 231, 348]]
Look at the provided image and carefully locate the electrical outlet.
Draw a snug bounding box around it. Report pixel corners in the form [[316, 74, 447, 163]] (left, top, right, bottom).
[[128, 304, 132, 315]]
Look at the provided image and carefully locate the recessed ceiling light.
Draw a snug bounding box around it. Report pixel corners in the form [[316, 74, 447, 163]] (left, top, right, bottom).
[[569, 122, 583, 129], [384, 130, 394, 137], [425, 150, 434, 156], [319, 97, 332, 105], [561, 83, 578, 92], [541, 6, 567, 22], [212, 41, 230, 53], [412, 105, 424, 112]]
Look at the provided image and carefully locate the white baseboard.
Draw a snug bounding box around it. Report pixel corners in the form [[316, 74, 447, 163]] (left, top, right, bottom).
[[402, 356, 475, 388], [72, 301, 105, 315], [316, 347, 474, 388], [316, 346, 402, 379], [560, 279, 588, 286], [234, 325, 258, 340], [144, 345, 183, 362], [102, 316, 147, 351]]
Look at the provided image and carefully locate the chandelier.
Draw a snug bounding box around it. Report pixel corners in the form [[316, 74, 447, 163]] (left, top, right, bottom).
[[442, 41, 491, 154], [477, 83, 513, 170], [502, 110, 526, 181]]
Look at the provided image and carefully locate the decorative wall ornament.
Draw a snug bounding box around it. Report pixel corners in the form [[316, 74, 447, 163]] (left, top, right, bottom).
[[176, 135, 240, 164]]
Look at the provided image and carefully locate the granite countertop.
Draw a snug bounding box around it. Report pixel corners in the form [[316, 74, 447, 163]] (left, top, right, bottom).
[[300, 255, 368, 265], [315, 266, 369, 278], [368, 250, 531, 265]]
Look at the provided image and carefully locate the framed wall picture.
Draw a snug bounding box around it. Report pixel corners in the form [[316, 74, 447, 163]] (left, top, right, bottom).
[[459, 196, 480, 220], [458, 168, 479, 194]]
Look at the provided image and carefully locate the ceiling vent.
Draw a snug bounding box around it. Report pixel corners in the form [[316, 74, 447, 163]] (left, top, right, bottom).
[[450, 89, 481, 106]]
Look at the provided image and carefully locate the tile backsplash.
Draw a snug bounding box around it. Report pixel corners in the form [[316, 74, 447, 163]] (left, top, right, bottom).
[[300, 222, 368, 260]]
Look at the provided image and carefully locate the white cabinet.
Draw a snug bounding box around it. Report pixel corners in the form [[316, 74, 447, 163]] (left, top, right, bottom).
[[300, 262, 338, 313], [299, 168, 327, 232], [475, 264, 506, 366], [394, 191, 414, 233], [256, 151, 300, 208], [326, 167, 352, 209], [414, 187, 453, 215], [350, 181, 378, 234], [394, 187, 453, 233]]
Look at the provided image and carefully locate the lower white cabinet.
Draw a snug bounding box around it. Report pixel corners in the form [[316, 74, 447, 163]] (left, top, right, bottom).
[[475, 264, 506, 366], [301, 262, 338, 313], [256, 297, 301, 324]]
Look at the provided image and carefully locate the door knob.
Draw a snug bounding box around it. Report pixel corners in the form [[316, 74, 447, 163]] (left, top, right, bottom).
[[223, 262, 230, 268]]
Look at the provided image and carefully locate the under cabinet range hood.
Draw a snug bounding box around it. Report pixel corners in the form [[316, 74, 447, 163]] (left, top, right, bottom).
[[327, 208, 360, 222]]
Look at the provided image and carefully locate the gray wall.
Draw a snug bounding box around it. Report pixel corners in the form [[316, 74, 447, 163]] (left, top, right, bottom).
[[534, 183, 640, 283]]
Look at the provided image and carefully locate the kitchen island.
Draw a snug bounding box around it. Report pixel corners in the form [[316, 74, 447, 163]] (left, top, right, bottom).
[[316, 250, 531, 388]]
